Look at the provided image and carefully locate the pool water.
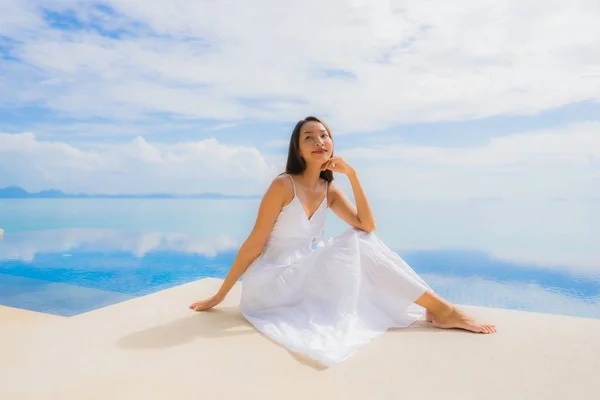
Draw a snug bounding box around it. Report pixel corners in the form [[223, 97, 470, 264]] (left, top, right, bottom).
[[1, 199, 599, 318]]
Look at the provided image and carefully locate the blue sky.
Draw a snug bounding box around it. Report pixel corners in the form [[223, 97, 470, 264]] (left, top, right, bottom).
[[0, 0, 599, 199]]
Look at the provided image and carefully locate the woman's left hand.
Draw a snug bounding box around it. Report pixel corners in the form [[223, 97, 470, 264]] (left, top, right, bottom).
[[321, 156, 354, 175]]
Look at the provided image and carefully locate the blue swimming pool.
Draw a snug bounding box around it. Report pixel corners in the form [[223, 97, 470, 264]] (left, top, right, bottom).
[[1, 199, 599, 317]]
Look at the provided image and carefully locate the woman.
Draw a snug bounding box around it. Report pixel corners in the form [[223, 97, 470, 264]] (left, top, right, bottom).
[[190, 116, 496, 366]]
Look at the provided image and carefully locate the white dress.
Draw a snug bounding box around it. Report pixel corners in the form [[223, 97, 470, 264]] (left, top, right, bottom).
[[239, 174, 432, 366]]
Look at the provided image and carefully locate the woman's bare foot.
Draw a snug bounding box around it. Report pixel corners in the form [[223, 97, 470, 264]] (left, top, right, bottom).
[[426, 310, 434, 323], [433, 307, 497, 334]]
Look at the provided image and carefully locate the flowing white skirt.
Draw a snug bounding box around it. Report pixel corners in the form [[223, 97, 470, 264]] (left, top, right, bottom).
[[239, 228, 431, 366]]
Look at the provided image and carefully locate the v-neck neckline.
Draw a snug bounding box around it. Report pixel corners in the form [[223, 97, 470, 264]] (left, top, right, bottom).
[[295, 194, 326, 221], [286, 173, 328, 222]]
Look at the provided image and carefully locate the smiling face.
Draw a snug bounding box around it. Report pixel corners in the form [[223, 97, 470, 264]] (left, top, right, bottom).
[[285, 116, 335, 181], [298, 121, 333, 166]]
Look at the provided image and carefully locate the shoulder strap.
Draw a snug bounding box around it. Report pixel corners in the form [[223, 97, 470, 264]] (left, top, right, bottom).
[[286, 173, 296, 196]]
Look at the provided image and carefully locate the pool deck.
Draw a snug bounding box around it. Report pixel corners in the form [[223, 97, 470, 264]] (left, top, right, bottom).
[[2, 277, 600, 400], [0, 305, 65, 380]]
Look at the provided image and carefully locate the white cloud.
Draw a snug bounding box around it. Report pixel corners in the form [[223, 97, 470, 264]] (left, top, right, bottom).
[[344, 121, 600, 200], [0, 132, 278, 194], [1, 121, 599, 200], [347, 121, 600, 165], [1, 0, 600, 133]]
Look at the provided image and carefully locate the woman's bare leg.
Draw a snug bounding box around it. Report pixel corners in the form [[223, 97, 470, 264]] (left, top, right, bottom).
[[415, 291, 497, 334], [425, 310, 434, 323]]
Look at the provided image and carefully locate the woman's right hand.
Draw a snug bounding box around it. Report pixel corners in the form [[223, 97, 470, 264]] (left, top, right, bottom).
[[189, 294, 224, 311]]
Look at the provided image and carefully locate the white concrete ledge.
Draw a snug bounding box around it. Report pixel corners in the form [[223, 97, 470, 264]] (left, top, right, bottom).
[[2, 278, 599, 399]]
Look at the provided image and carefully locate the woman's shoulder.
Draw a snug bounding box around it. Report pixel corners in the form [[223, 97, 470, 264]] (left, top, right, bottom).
[[265, 173, 295, 201], [273, 172, 294, 187]]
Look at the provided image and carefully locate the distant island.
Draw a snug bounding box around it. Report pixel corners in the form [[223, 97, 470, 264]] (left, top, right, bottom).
[[0, 186, 261, 199]]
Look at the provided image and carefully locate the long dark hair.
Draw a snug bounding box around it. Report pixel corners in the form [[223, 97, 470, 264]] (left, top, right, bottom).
[[284, 116, 334, 182]]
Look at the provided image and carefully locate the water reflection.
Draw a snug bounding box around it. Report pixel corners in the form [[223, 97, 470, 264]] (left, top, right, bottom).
[[1, 228, 598, 318], [0, 228, 238, 261]]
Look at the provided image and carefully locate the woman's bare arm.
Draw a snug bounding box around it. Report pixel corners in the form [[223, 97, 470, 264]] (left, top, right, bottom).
[[328, 165, 376, 233], [190, 176, 290, 310]]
